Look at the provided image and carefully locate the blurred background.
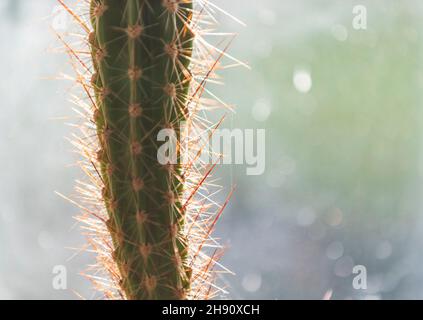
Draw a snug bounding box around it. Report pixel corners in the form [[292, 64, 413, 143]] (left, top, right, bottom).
[[1, 0, 423, 299]]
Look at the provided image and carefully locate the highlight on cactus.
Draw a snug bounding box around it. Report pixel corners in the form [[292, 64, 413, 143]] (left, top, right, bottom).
[[56, 0, 242, 300]]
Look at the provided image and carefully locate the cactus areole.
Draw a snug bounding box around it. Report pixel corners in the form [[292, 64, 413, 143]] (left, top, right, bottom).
[[90, 0, 194, 300]]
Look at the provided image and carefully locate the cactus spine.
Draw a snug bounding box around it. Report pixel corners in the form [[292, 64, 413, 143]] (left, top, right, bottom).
[[90, 0, 193, 300], [58, 0, 238, 300]]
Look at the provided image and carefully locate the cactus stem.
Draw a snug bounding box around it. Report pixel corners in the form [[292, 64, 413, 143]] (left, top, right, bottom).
[[59, 0, 241, 300]]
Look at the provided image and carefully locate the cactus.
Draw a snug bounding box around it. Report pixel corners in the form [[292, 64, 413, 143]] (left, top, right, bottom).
[[89, 0, 194, 300], [57, 0, 239, 300]]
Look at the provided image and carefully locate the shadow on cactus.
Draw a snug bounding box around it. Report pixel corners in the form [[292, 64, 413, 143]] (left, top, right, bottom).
[[57, 0, 241, 300]]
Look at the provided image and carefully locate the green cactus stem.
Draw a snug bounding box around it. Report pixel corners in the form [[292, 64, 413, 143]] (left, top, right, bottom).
[[89, 0, 194, 300]]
